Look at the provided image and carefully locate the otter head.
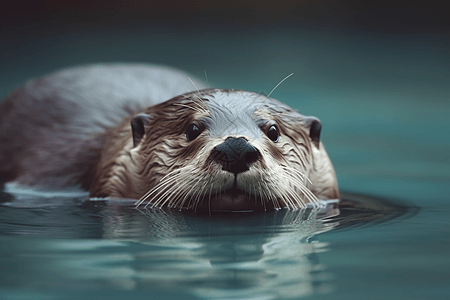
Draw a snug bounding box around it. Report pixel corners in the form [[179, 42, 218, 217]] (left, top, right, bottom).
[[90, 89, 339, 211]]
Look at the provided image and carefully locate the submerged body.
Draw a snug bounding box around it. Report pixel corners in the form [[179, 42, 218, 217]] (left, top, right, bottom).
[[0, 64, 339, 211]]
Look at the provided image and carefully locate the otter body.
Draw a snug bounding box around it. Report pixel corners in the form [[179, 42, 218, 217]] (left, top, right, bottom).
[[0, 64, 339, 211]]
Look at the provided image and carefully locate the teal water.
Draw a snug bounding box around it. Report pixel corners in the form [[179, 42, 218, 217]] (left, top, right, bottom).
[[0, 24, 449, 299]]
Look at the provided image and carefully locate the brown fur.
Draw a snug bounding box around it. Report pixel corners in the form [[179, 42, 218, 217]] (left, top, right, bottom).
[[0, 65, 339, 211]]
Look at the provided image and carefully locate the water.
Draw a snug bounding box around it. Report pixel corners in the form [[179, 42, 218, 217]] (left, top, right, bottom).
[[0, 191, 416, 300], [0, 23, 449, 299]]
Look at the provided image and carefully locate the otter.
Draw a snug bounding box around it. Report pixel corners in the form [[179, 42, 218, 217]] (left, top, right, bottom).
[[0, 64, 339, 211]]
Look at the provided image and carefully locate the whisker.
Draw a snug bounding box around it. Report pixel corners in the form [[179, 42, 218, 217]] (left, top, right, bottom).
[[177, 175, 204, 210], [136, 169, 183, 204], [173, 103, 204, 114], [193, 176, 210, 211], [204, 70, 209, 85], [185, 94, 209, 113], [188, 77, 200, 93], [138, 172, 184, 207], [157, 168, 198, 208], [138, 166, 196, 208], [284, 184, 306, 209], [280, 165, 313, 185], [267, 73, 294, 98], [281, 169, 319, 205], [152, 177, 187, 208]]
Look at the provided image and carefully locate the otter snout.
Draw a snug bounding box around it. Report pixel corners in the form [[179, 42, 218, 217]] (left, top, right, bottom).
[[211, 137, 260, 175]]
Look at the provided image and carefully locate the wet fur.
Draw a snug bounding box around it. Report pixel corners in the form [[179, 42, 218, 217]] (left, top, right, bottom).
[[0, 64, 339, 211], [0, 64, 207, 187]]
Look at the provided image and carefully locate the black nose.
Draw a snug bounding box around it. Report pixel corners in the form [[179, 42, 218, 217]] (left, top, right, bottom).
[[211, 137, 260, 174]]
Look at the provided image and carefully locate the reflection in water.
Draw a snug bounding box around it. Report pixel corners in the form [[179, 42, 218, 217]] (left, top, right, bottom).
[[99, 201, 339, 299], [0, 187, 415, 299]]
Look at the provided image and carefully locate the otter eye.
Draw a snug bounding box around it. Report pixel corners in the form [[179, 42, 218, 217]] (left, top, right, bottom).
[[267, 125, 280, 143], [185, 124, 202, 141]]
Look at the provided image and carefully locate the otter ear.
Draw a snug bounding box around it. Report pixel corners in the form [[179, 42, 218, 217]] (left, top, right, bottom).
[[131, 113, 151, 148], [304, 116, 322, 148]]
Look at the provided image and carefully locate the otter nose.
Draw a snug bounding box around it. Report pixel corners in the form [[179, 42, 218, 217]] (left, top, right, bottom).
[[211, 137, 260, 174]]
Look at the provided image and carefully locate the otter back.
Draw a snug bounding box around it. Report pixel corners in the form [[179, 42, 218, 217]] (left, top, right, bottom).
[[0, 64, 207, 188]]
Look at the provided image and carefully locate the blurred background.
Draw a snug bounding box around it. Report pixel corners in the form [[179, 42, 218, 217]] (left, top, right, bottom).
[[0, 0, 449, 199]]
